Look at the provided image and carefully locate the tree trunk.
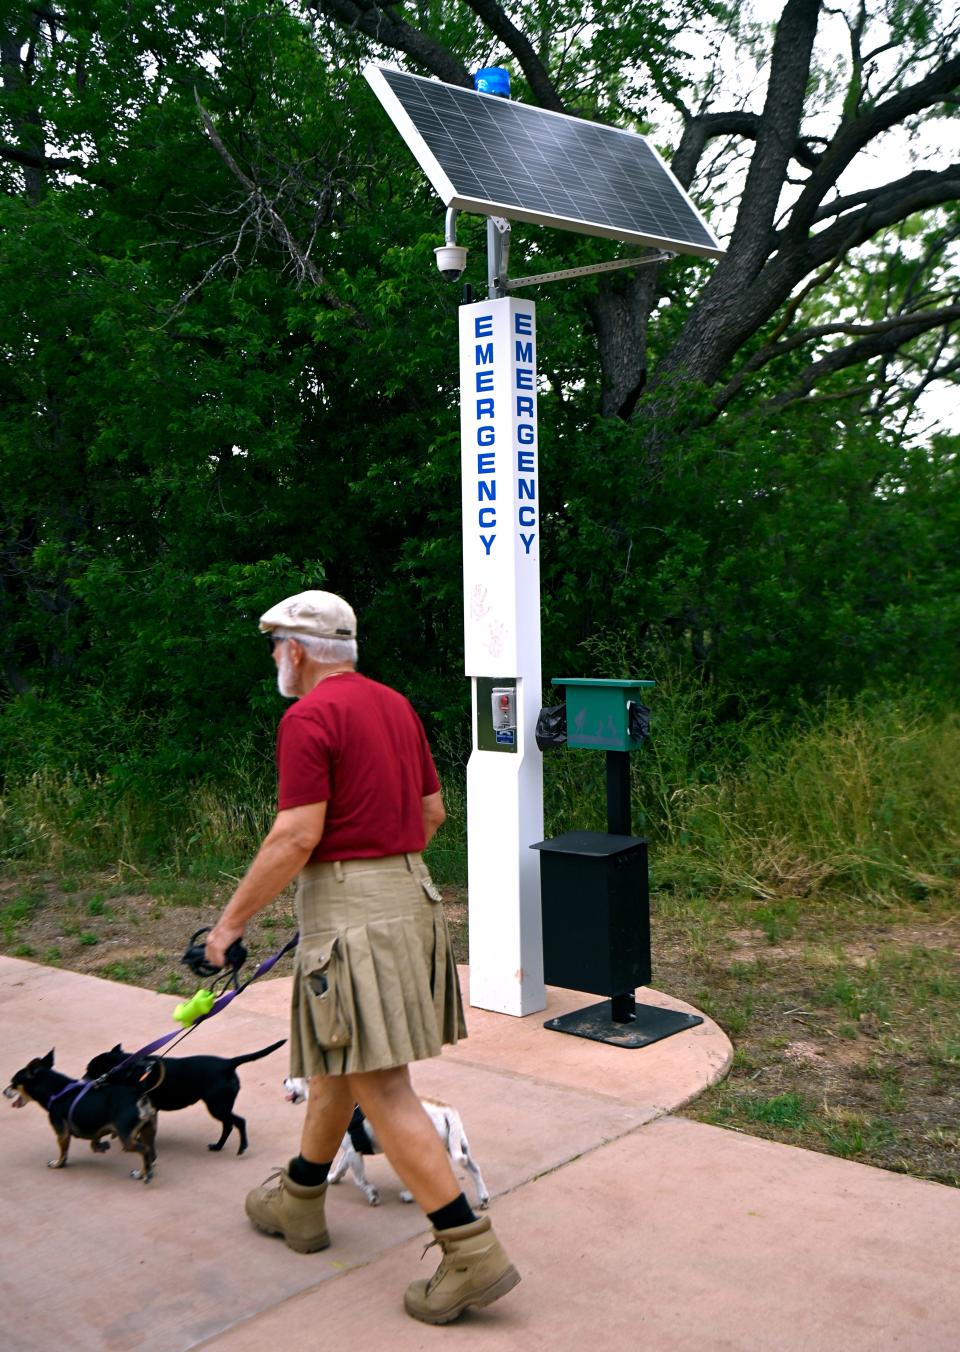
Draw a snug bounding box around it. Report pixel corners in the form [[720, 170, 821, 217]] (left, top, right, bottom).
[[1, 14, 46, 203]]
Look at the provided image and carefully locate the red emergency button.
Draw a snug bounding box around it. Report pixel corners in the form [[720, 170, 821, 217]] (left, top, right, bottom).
[[499, 694, 510, 709]]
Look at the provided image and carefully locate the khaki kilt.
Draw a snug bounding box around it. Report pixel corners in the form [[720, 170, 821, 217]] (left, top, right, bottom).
[[289, 853, 466, 1077]]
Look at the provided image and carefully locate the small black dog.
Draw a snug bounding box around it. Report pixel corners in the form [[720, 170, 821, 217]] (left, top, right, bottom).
[[5, 1048, 157, 1182], [84, 1039, 285, 1155]]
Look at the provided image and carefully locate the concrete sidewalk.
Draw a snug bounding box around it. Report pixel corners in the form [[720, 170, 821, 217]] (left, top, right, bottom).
[[2, 954, 958, 1351]]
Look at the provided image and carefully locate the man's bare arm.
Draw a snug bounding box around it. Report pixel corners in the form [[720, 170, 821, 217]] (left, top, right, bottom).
[[205, 802, 327, 967], [422, 790, 446, 845]]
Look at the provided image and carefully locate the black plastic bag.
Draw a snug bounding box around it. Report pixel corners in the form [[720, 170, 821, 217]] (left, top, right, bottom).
[[628, 701, 651, 743], [536, 703, 567, 751]]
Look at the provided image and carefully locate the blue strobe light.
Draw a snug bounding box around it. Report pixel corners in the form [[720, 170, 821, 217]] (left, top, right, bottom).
[[474, 66, 511, 98]]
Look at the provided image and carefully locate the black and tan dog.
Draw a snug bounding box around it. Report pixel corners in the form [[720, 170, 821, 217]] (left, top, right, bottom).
[[5, 1049, 157, 1182], [84, 1039, 285, 1155]]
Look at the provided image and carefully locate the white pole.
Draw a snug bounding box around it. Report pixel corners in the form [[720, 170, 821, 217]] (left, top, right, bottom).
[[460, 295, 546, 1016]]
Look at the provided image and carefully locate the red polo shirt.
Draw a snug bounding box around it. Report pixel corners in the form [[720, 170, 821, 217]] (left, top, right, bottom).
[[276, 672, 441, 863]]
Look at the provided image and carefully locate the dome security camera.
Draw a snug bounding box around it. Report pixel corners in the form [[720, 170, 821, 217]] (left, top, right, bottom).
[[435, 243, 468, 282]]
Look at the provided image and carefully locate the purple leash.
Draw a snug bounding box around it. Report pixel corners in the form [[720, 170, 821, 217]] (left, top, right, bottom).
[[136, 929, 299, 1058], [51, 931, 299, 1131]]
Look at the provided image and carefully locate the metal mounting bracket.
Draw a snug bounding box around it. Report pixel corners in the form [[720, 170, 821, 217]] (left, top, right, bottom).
[[506, 251, 674, 290]]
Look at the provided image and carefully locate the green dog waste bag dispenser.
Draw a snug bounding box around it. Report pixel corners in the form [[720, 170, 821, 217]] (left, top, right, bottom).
[[532, 679, 702, 1048]]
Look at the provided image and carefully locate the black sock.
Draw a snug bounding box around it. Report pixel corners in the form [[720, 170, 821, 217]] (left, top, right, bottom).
[[288, 1154, 331, 1187], [428, 1192, 477, 1231]]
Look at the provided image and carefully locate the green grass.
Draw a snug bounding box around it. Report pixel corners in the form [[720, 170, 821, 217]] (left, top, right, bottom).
[[681, 898, 960, 1183], [695, 990, 755, 1038], [700, 1090, 810, 1131], [699, 1086, 911, 1165], [857, 1061, 906, 1112], [751, 901, 799, 944], [656, 696, 960, 908], [815, 1112, 897, 1158], [744, 1093, 810, 1129], [816, 971, 890, 1021], [0, 889, 43, 944], [99, 959, 151, 985], [1, 687, 958, 918], [927, 1039, 960, 1069], [145, 873, 213, 907]]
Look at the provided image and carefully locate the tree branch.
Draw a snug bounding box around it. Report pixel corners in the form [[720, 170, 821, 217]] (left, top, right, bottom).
[[712, 300, 960, 415], [0, 139, 85, 174], [883, 333, 957, 422], [305, 0, 471, 87], [194, 92, 368, 327], [811, 166, 960, 224], [771, 305, 960, 407], [1, 9, 47, 201], [696, 161, 960, 390], [28, 5, 64, 23], [786, 50, 960, 239], [798, 164, 960, 273], [672, 110, 823, 190], [774, 381, 873, 411], [765, 305, 960, 350]]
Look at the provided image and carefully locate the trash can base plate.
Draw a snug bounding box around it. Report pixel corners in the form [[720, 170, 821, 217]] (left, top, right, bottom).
[[544, 1000, 703, 1048]]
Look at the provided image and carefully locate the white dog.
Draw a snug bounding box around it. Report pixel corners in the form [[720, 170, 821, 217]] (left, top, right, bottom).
[[283, 1077, 490, 1209]]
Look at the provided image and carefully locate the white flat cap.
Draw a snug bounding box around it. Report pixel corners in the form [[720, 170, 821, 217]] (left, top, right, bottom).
[[259, 590, 357, 640]]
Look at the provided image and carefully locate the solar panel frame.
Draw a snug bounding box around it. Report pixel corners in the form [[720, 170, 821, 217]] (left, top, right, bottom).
[[364, 64, 724, 261]]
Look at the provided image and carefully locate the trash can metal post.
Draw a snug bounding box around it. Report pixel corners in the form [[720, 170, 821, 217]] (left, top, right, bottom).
[[605, 750, 631, 836]]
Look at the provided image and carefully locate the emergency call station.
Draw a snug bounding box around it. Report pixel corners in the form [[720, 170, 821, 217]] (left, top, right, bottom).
[[365, 63, 722, 1016]]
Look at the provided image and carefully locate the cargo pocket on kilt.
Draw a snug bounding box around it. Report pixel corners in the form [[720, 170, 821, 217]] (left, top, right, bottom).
[[301, 936, 352, 1050]]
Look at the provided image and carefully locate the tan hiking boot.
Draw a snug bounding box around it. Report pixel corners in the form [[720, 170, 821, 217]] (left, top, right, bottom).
[[404, 1215, 521, 1324], [245, 1168, 330, 1253]]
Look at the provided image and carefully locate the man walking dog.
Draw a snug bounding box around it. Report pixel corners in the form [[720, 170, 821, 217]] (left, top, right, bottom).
[[205, 590, 519, 1324]]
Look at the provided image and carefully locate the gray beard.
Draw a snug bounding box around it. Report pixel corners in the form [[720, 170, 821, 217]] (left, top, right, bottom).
[[277, 651, 299, 699]]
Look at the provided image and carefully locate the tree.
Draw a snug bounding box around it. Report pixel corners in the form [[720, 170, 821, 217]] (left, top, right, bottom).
[[298, 1, 958, 420], [292, 0, 959, 694], [0, 1, 957, 791], [0, 1, 469, 774]]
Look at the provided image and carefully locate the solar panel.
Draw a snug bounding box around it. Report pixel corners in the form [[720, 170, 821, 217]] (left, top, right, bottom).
[[364, 65, 724, 261]]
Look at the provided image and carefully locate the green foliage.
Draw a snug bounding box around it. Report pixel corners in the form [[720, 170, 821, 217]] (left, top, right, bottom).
[[1, 0, 958, 841], [537, 387, 960, 707]]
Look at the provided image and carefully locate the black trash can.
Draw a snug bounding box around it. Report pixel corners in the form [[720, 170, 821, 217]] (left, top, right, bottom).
[[532, 829, 651, 997]]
